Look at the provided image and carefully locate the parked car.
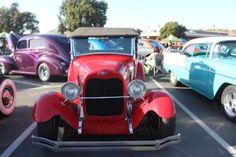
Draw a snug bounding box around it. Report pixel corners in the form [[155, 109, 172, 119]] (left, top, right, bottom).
[[0, 32, 70, 81], [164, 36, 236, 121], [137, 38, 165, 57], [32, 27, 180, 151], [0, 72, 16, 116]]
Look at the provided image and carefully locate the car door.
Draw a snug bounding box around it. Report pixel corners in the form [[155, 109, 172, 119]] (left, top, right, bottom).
[[15, 39, 29, 71], [15, 38, 46, 73], [175, 44, 195, 85], [26, 38, 47, 72], [188, 43, 213, 96]]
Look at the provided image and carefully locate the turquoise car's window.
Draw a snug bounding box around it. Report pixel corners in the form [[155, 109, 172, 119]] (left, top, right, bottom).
[[213, 41, 236, 59], [183, 44, 195, 56], [183, 43, 212, 57], [194, 43, 212, 57], [72, 36, 133, 56]]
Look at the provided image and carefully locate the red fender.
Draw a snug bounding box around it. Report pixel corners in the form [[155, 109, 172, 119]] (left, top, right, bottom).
[[32, 92, 78, 129], [136, 61, 145, 81], [132, 90, 176, 129]]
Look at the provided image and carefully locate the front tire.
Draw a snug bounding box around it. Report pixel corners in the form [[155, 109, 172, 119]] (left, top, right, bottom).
[[221, 85, 236, 122], [37, 117, 59, 140], [136, 112, 176, 139], [38, 63, 51, 82], [0, 79, 16, 116]]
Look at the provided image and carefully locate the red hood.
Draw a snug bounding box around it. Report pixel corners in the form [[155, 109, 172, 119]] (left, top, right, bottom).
[[70, 54, 134, 81]]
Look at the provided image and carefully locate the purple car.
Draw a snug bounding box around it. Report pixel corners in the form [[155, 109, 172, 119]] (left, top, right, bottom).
[[0, 32, 70, 81]]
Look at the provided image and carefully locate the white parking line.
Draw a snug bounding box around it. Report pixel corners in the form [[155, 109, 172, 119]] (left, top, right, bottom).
[[2, 78, 236, 156], [149, 76, 236, 156], [13, 80, 43, 87], [0, 122, 36, 157], [0, 81, 62, 157]]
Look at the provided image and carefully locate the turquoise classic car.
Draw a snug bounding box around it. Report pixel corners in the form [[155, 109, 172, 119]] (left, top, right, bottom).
[[164, 36, 236, 122]]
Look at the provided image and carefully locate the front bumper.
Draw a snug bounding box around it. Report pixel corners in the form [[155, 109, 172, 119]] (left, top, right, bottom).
[[32, 133, 181, 151]]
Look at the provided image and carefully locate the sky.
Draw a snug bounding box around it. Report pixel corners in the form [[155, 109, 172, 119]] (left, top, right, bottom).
[[0, 0, 236, 33]]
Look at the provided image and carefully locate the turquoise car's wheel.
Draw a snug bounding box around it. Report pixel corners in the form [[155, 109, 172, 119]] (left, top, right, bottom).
[[0, 79, 16, 116], [38, 63, 50, 82], [221, 85, 236, 122], [170, 71, 179, 86]]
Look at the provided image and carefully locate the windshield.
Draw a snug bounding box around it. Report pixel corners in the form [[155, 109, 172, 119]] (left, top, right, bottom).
[[71, 36, 134, 56]]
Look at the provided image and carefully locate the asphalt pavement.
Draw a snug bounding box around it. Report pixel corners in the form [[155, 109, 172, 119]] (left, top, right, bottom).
[[0, 75, 235, 157]]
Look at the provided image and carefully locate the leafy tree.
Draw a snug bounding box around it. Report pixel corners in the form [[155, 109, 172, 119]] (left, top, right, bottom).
[[0, 3, 39, 35], [159, 21, 187, 39], [58, 0, 108, 34]]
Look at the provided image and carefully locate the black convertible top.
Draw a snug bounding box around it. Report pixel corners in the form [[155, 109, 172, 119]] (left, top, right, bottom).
[[67, 27, 139, 37]]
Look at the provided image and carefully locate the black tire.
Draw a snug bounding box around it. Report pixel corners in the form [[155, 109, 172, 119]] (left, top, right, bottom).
[[170, 71, 179, 86], [37, 117, 59, 140], [221, 85, 236, 122], [136, 112, 176, 139], [0, 79, 16, 116], [38, 63, 51, 82]]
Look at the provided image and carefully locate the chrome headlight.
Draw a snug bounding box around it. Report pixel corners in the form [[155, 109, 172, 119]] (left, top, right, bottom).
[[61, 82, 80, 100], [128, 79, 147, 99]]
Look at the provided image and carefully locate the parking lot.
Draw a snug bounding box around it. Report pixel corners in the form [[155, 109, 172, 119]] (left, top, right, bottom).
[[0, 74, 236, 157]]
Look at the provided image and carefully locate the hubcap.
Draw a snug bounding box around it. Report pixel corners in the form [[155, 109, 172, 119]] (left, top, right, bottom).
[[2, 88, 14, 108], [0, 63, 5, 74], [40, 66, 49, 80], [224, 91, 236, 117]]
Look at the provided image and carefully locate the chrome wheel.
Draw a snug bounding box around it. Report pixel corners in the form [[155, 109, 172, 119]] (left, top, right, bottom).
[[221, 85, 236, 121], [0, 79, 16, 116], [2, 88, 14, 109], [0, 62, 6, 75], [38, 63, 50, 82], [223, 91, 236, 117]]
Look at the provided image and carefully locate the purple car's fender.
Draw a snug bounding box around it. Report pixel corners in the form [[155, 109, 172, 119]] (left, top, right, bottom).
[[0, 55, 16, 72], [132, 90, 176, 129], [36, 55, 69, 75], [32, 92, 78, 129]]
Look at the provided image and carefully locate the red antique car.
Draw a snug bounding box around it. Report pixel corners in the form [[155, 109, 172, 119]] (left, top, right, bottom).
[[32, 27, 180, 151]]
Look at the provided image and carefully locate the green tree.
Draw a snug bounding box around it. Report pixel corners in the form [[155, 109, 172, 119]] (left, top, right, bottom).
[[0, 3, 39, 35], [159, 21, 187, 39], [58, 0, 108, 34]]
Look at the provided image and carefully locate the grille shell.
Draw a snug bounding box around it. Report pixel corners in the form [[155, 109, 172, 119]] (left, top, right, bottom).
[[85, 78, 124, 116]]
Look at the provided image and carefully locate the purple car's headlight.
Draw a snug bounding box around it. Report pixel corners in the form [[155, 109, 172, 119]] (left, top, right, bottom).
[[128, 79, 147, 99], [61, 82, 80, 100]]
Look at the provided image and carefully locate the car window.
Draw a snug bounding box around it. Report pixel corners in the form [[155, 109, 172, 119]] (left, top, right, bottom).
[[194, 43, 212, 56], [183, 43, 211, 57], [17, 40, 27, 49], [182, 44, 195, 56], [72, 36, 133, 56], [29, 39, 47, 49], [212, 41, 236, 59]]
